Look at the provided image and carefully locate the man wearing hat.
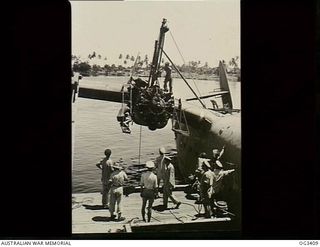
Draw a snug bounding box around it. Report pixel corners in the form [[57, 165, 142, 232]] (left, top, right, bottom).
[[191, 152, 211, 195], [198, 152, 210, 170], [211, 145, 234, 195], [196, 152, 211, 176], [200, 160, 214, 218], [163, 62, 173, 93], [140, 161, 158, 222], [211, 161, 235, 198], [210, 157, 235, 217], [154, 147, 166, 197], [96, 149, 114, 209], [109, 162, 128, 221], [163, 156, 181, 209]]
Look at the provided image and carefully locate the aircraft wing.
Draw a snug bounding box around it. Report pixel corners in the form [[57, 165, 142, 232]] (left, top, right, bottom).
[[72, 73, 128, 103], [78, 86, 124, 103]]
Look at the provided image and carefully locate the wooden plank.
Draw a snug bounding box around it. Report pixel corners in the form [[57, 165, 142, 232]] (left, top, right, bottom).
[[72, 191, 234, 234], [131, 217, 230, 228]]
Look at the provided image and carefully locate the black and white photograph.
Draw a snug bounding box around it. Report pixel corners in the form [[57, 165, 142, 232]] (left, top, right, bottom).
[[1, 0, 318, 242], [71, 0, 241, 235]]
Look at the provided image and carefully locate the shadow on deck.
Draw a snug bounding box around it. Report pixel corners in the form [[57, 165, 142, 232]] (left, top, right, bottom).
[[72, 191, 240, 235]]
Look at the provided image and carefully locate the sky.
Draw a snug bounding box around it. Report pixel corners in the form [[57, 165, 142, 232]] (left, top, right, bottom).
[[71, 0, 240, 67]]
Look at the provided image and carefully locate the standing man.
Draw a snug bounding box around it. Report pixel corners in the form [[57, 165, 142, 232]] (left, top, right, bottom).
[[163, 62, 173, 93], [109, 162, 128, 221], [154, 147, 166, 197], [163, 156, 181, 209], [211, 160, 235, 203], [140, 161, 158, 222], [193, 152, 210, 194], [96, 149, 114, 209], [200, 160, 214, 218], [197, 152, 211, 171]]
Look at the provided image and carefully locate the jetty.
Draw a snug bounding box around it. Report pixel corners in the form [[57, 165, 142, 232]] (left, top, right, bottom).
[[72, 189, 237, 234]]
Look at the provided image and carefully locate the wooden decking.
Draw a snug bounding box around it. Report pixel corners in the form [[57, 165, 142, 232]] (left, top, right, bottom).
[[72, 191, 234, 234]]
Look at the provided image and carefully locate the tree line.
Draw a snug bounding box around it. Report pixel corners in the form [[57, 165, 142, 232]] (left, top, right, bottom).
[[72, 52, 240, 77]]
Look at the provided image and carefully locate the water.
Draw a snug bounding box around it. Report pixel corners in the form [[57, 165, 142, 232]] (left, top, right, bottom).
[[72, 76, 240, 193]]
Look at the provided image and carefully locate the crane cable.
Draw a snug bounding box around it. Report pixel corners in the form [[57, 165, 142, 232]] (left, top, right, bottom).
[[129, 52, 140, 79], [128, 52, 140, 117], [138, 125, 142, 166], [169, 29, 203, 100]]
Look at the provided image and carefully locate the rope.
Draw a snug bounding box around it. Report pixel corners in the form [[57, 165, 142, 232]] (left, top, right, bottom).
[[169, 30, 187, 67], [151, 216, 162, 222], [218, 208, 236, 217], [151, 208, 189, 223], [127, 217, 139, 223], [151, 201, 202, 217], [180, 202, 202, 215], [153, 210, 176, 216], [169, 30, 203, 100], [129, 52, 140, 79], [138, 125, 142, 165], [168, 209, 188, 223]]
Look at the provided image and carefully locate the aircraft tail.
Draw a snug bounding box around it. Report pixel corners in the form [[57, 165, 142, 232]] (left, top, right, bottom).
[[184, 61, 234, 111], [218, 61, 233, 109]]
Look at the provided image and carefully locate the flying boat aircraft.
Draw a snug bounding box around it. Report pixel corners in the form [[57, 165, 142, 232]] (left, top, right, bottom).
[[72, 18, 241, 213]]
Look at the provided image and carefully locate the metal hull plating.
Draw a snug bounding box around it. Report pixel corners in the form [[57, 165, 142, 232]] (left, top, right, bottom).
[[174, 102, 241, 214], [175, 102, 241, 177], [174, 102, 241, 182]]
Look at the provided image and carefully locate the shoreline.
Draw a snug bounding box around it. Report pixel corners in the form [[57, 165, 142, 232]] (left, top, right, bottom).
[[81, 73, 240, 82]]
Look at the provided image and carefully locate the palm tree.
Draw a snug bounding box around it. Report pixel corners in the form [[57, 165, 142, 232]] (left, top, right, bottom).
[[144, 55, 149, 67], [229, 56, 239, 69], [88, 51, 96, 59], [136, 55, 141, 67]]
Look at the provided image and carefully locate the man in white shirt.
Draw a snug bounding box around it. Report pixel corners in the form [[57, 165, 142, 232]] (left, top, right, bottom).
[[163, 156, 181, 209], [140, 161, 158, 222], [154, 147, 166, 197], [96, 149, 114, 208], [109, 162, 128, 221], [210, 159, 235, 218], [200, 160, 214, 218]]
